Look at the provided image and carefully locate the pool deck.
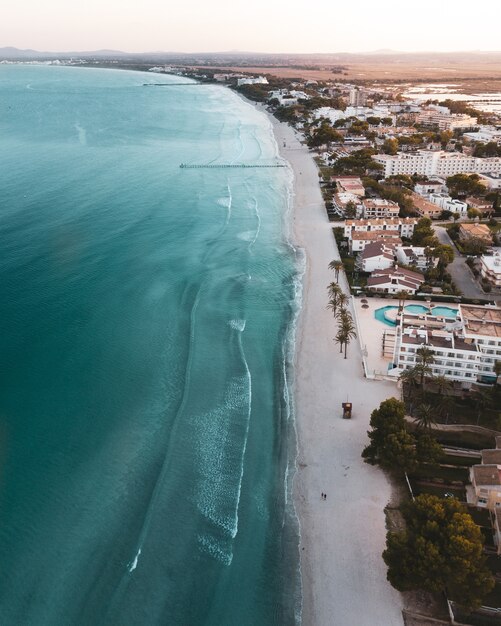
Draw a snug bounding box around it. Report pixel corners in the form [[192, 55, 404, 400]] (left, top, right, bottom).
[[353, 298, 397, 378], [352, 298, 459, 380]]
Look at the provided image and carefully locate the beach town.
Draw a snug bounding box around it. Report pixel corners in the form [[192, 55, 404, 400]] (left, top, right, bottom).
[[166, 67, 501, 624], [2, 45, 501, 624]]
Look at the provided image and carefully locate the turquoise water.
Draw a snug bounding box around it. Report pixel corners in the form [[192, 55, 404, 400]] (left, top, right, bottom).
[[375, 304, 458, 326], [0, 66, 301, 625], [431, 306, 459, 318], [404, 304, 430, 315]]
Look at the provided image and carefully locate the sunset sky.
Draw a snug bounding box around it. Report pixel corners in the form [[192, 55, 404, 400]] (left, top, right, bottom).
[[3, 0, 500, 53]]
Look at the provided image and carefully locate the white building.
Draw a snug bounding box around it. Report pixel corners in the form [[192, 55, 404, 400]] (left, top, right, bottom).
[[314, 107, 346, 124], [349, 87, 367, 107], [366, 266, 424, 295], [463, 126, 501, 145], [428, 193, 468, 215], [395, 245, 438, 271], [356, 241, 395, 272], [390, 304, 501, 384], [237, 76, 268, 86], [374, 150, 501, 179], [416, 109, 477, 130], [358, 198, 400, 219], [479, 172, 501, 190], [268, 89, 309, 106], [344, 217, 417, 239], [349, 231, 402, 253], [480, 251, 501, 288], [414, 181, 447, 196]]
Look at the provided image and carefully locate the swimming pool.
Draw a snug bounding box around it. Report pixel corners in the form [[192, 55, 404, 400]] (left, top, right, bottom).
[[374, 304, 458, 327]]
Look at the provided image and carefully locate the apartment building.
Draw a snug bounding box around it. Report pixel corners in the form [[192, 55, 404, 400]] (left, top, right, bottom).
[[391, 304, 501, 384], [461, 305, 501, 383], [395, 245, 438, 271], [428, 193, 468, 215], [416, 110, 477, 130], [480, 251, 501, 288], [374, 150, 501, 179], [358, 198, 400, 219], [345, 217, 416, 252], [356, 241, 395, 272], [349, 231, 402, 253], [344, 217, 417, 238]]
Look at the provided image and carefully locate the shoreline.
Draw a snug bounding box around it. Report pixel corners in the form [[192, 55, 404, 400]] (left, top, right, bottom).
[[253, 102, 404, 625]]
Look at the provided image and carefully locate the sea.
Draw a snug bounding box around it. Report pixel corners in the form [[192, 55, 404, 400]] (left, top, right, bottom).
[[0, 65, 302, 625]]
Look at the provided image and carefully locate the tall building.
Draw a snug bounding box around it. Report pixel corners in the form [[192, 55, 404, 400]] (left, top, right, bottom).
[[374, 150, 501, 178], [348, 87, 367, 107]]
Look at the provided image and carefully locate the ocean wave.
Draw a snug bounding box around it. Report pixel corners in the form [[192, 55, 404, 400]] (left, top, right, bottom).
[[192, 321, 252, 563], [127, 548, 141, 573], [197, 533, 233, 566]]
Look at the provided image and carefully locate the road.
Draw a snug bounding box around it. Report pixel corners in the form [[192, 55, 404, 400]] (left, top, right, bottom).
[[433, 225, 500, 301]]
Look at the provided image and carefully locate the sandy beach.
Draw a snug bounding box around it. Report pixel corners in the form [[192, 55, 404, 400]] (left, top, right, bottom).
[[256, 104, 405, 626]]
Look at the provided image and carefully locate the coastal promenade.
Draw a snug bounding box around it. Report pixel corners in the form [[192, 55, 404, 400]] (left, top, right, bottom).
[[262, 107, 404, 625]]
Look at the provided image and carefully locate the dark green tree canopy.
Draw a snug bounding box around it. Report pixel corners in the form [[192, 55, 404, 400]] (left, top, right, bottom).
[[383, 495, 494, 610]]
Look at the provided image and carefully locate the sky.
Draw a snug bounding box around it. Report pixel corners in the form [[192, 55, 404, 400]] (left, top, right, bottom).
[[2, 0, 501, 54]]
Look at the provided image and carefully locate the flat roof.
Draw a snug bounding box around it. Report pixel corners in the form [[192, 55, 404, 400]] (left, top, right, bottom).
[[460, 305, 501, 338]]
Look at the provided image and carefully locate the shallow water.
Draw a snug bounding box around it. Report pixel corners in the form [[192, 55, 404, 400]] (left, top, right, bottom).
[[0, 65, 301, 625]]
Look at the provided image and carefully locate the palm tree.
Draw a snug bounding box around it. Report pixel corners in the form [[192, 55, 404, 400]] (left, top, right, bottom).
[[327, 282, 341, 299], [342, 324, 357, 359], [327, 296, 340, 318], [337, 310, 357, 359], [396, 289, 409, 313], [334, 328, 346, 354], [399, 366, 420, 403], [328, 260, 344, 283], [335, 293, 348, 313], [433, 374, 453, 396], [472, 390, 493, 426], [414, 403, 437, 431], [438, 395, 456, 425], [415, 346, 435, 390]]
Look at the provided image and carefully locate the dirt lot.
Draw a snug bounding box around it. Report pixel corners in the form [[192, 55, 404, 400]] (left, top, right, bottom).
[[196, 61, 501, 92]]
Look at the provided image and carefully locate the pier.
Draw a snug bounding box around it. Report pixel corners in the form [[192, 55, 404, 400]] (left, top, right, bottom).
[[180, 163, 287, 169]]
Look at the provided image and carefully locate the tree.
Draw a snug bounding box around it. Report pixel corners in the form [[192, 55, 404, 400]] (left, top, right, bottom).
[[399, 367, 420, 404], [327, 293, 339, 316], [328, 260, 344, 283], [335, 308, 357, 359], [415, 433, 443, 466], [462, 236, 488, 256], [412, 217, 439, 247], [362, 398, 417, 471], [383, 494, 494, 610], [383, 138, 399, 155], [432, 244, 454, 267], [446, 174, 485, 199], [396, 290, 409, 312], [414, 403, 437, 431], [336, 292, 348, 312], [307, 122, 344, 148], [467, 208, 481, 220], [415, 346, 435, 389], [433, 375, 454, 396]]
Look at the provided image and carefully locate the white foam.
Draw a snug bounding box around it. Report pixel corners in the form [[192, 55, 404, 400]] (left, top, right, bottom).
[[75, 122, 87, 146], [228, 319, 246, 332], [197, 533, 233, 566], [127, 548, 141, 572]]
